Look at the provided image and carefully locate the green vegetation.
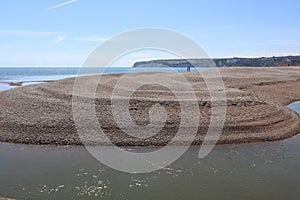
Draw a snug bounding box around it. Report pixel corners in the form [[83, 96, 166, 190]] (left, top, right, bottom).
[[133, 55, 300, 68]]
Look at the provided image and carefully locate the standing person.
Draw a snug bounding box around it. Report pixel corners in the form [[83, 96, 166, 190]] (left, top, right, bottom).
[[187, 66, 191, 72]]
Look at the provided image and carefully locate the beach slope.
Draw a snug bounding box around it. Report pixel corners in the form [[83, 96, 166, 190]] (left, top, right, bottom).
[[0, 67, 300, 145]]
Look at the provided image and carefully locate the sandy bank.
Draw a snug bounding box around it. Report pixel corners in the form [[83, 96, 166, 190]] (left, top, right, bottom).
[[0, 67, 300, 145]]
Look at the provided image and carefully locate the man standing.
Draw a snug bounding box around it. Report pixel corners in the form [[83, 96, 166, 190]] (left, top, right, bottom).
[[187, 66, 191, 72]]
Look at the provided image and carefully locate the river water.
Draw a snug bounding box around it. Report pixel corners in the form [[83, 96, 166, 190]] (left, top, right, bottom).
[[0, 68, 299, 199]]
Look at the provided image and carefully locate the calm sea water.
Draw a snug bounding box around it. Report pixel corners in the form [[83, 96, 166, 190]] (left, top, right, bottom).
[[0, 68, 299, 199], [0, 67, 193, 91]]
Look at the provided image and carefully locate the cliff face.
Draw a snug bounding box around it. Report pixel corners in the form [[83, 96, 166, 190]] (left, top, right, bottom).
[[133, 55, 300, 68]]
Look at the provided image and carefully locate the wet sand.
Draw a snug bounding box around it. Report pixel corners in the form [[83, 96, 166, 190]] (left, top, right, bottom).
[[0, 80, 54, 86], [0, 67, 300, 145]]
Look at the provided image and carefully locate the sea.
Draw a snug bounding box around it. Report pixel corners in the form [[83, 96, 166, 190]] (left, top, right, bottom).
[[0, 67, 193, 91]]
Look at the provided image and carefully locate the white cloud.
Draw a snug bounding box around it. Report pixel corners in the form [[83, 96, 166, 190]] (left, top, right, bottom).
[[0, 29, 62, 36], [71, 36, 108, 42], [0, 29, 109, 43], [48, 0, 78, 10], [0, 53, 86, 67], [48, 36, 109, 44], [49, 36, 66, 44]]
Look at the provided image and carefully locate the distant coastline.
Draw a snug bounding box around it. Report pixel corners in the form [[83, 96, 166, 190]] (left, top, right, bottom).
[[133, 55, 300, 68]]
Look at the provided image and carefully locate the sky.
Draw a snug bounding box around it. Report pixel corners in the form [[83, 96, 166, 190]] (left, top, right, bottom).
[[0, 0, 300, 67]]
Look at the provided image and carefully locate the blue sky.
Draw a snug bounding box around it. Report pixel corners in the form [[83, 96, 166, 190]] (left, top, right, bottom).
[[0, 0, 299, 66]]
